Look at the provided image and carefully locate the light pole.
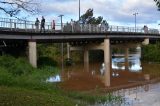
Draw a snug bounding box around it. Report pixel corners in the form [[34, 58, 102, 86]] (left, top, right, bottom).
[[79, 0, 80, 21], [133, 12, 138, 32], [58, 14, 64, 71], [58, 14, 64, 32]]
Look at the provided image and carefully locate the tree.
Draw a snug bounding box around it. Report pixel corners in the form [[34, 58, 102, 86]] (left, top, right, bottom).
[[154, 0, 160, 10], [0, 0, 39, 17], [80, 8, 108, 25]]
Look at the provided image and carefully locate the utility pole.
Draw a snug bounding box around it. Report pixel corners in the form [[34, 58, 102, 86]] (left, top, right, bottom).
[[58, 14, 64, 71], [58, 14, 64, 32], [79, 0, 80, 21], [133, 12, 138, 32]]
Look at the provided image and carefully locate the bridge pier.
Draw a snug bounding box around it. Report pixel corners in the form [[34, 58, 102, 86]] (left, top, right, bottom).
[[67, 43, 70, 59], [104, 39, 111, 87], [84, 47, 89, 71], [142, 38, 149, 45], [125, 48, 129, 71], [28, 40, 37, 68]]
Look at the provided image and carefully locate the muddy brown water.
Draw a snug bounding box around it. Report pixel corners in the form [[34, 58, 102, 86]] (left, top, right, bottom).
[[47, 47, 160, 91]]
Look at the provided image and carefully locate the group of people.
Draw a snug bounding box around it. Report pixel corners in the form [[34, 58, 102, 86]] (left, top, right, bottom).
[[35, 17, 149, 33], [35, 16, 45, 33]]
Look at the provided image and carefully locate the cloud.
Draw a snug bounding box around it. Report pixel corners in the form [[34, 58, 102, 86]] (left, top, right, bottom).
[[38, 0, 160, 27]]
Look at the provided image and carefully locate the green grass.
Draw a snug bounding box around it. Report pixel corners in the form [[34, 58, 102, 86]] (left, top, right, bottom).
[[0, 86, 80, 106], [65, 91, 122, 105]]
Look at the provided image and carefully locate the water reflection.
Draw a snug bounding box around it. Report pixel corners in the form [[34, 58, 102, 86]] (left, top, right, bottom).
[[46, 75, 61, 82], [112, 53, 142, 72], [46, 47, 160, 91]]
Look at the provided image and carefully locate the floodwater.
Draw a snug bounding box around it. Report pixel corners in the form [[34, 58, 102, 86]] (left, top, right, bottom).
[[47, 47, 160, 91]]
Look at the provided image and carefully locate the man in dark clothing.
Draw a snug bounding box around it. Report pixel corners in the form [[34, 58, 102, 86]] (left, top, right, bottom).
[[40, 16, 45, 33]]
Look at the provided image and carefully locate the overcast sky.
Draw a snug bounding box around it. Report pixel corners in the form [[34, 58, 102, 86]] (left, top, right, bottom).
[[2, 0, 160, 28], [37, 0, 160, 28]]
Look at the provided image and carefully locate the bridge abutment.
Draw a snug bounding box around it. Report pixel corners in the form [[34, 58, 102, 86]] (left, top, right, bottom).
[[28, 40, 37, 68]]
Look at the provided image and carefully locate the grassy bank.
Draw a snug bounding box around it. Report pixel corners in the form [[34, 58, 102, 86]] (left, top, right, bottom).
[[0, 86, 79, 106], [0, 55, 85, 106]]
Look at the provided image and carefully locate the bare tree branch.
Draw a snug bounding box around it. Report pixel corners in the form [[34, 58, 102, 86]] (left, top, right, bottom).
[[154, 0, 160, 10], [0, 0, 40, 17]]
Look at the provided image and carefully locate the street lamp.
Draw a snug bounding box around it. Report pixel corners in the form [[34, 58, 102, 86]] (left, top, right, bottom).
[[58, 14, 64, 71], [79, 0, 81, 21], [133, 12, 138, 32], [58, 14, 64, 32]]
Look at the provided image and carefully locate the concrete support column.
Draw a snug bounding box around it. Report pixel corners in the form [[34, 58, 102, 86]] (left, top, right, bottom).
[[125, 48, 129, 71], [67, 43, 70, 59], [84, 47, 89, 72], [104, 39, 111, 87], [142, 38, 149, 45], [28, 40, 37, 68]]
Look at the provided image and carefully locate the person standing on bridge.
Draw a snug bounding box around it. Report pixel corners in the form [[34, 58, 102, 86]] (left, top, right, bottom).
[[35, 18, 40, 32], [40, 16, 45, 33]]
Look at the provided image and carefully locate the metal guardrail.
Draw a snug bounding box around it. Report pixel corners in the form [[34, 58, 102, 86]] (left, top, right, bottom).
[[0, 17, 159, 34]]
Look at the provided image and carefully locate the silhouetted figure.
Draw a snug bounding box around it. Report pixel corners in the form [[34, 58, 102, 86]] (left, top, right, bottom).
[[35, 18, 40, 32], [40, 16, 45, 33]]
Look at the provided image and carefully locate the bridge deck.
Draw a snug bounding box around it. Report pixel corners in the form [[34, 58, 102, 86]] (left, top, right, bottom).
[[0, 17, 160, 43]]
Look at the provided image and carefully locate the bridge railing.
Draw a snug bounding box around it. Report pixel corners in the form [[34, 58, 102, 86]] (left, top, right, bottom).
[[0, 17, 159, 34], [0, 17, 56, 32], [63, 23, 146, 33]]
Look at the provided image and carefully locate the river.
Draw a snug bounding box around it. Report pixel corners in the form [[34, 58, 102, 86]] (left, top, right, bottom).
[[47, 46, 160, 91]]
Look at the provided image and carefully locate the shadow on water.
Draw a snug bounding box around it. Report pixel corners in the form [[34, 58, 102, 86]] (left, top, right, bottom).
[[47, 47, 160, 91]]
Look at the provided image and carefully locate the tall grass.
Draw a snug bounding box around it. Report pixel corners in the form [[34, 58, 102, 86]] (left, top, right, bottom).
[[0, 55, 59, 90]]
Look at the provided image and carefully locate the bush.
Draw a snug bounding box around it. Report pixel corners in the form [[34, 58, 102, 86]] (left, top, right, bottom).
[[0, 55, 16, 68], [9, 58, 34, 76], [0, 68, 14, 86], [38, 57, 58, 67]]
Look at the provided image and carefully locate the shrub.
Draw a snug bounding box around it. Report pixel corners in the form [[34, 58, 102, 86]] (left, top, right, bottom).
[[38, 57, 58, 67], [0, 68, 14, 86], [8, 58, 34, 76]]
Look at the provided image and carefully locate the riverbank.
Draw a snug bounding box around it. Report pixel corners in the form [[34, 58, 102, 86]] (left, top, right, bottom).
[[0, 55, 116, 106]]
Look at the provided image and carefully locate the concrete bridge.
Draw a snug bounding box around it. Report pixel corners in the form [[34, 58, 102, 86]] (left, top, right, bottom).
[[0, 17, 160, 87]]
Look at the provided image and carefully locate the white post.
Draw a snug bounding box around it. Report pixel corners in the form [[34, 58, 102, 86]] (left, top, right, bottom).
[[10, 19, 12, 30], [28, 40, 37, 68], [104, 39, 111, 86], [14, 23, 16, 29]]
